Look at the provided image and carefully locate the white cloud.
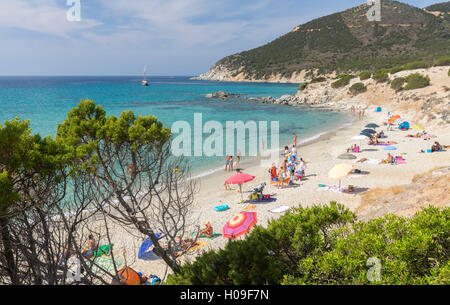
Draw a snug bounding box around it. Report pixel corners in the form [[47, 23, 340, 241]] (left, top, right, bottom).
[[0, 0, 100, 38], [95, 0, 298, 48]]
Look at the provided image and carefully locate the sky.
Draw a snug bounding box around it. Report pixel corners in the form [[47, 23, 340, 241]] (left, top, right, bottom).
[[0, 0, 439, 76]]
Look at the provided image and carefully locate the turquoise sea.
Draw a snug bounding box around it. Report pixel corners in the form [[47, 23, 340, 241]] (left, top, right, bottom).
[[0, 76, 352, 175]]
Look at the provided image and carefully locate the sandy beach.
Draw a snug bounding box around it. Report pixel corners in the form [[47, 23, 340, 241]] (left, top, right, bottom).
[[102, 103, 449, 280]]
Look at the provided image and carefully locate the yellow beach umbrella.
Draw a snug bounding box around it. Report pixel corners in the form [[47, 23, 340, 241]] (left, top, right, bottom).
[[328, 163, 354, 191]]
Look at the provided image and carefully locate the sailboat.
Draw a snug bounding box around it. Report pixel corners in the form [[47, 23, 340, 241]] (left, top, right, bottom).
[[142, 65, 149, 86]]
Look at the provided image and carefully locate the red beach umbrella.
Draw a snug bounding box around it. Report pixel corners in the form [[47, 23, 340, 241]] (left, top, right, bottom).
[[223, 211, 258, 240], [225, 173, 255, 202], [225, 173, 255, 185]]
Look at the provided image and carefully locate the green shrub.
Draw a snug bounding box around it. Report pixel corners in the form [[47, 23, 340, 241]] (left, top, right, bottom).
[[388, 61, 431, 74], [166, 203, 450, 285], [372, 70, 389, 82], [403, 61, 430, 70], [331, 75, 354, 88], [404, 73, 430, 90], [448, 68, 450, 77], [310, 77, 327, 83], [359, 71, 372, 80], [391, 77, 406, 91], [349, 82, 367, 95], [299, 82, 309, 91], [389, 66, 405, 74], [433, 56, 450, 67]]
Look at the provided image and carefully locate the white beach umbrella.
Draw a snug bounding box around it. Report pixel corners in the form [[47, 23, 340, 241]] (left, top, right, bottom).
[[351, 135, 367, 147], [351, 135, 367, 141]]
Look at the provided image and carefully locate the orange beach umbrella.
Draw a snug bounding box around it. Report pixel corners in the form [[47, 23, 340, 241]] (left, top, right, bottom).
[[388, 115, 401, 125]]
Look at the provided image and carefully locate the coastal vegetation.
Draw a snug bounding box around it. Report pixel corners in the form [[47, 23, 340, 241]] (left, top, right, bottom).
[[331, 75, 355, 88], [434, 56, 450, 67], [372, 70, 390, 83], [359, 71, 372, 80], [349, 82, 367, 95], [404, 73, 431, 90], [166, 203, 449, 285], [310, 77, 327, 83], [298, 82, 309, 91], [391, 77, 407, 91], [0, 100, 196, 284]]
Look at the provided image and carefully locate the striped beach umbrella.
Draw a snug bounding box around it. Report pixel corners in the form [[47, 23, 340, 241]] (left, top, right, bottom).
[[223, 211, 257, 240]]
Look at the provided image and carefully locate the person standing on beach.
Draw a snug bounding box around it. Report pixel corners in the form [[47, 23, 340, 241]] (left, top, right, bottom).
[[229, 156, 234, 172], [299, 158, 307, 177], [291, 145, 297, 159], [293, 133, 297, 147], [225, 155, 231, 171], [236, 150, 241, 169]]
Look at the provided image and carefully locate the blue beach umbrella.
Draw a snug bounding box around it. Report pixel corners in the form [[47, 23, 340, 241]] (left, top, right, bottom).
[[375, 107, 382, 112], [383, 146, 397, 151], [138, 233, 162, 259], [361, 129, 376, 134], [359, 133, 371, 138]]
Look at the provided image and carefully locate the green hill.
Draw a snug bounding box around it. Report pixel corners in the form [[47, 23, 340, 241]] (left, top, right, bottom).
[[205, 0, 450, 80], [425, 1, 450, 12]]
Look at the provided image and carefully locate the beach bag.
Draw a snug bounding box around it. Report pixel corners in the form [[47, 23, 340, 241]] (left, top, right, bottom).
[[149, 275, 161, 285], [263, 194, 271, 200], [354, 169, 361, 174], [251, 193, 259, 201]]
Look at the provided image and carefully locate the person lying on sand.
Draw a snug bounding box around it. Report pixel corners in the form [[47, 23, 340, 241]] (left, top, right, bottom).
[[406, 132, 423, 138], [173, 236, 194, 252], [356, 158, 368, 163]]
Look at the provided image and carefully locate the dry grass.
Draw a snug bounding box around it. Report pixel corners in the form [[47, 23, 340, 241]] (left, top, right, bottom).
[[356, 166, 450, 219]]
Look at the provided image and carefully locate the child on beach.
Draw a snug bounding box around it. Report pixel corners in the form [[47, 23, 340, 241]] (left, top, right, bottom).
[[277, 167, 285, 189]]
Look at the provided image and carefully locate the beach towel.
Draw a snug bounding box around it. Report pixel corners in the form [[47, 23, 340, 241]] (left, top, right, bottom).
[[244, 198, 276, 204], [242, 204, 256, 211], [175, 242, 207, 256], [395, 157, 407, 164], [348, 174, 365, 179], [269, 206, 291, 214], [376, 143, 392, 146], [317, 185, 347, 193], [89, 256, 123, 274], [200, 233, 221, 239], [353, 159, 381, 165], [191, 232, 222, 239]]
